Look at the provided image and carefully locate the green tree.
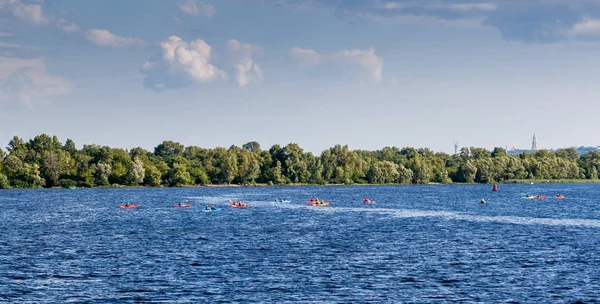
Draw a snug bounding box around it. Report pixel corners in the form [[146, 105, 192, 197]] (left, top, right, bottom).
[[63, 139, 77, 154], [0, 173, 9, 189], [41, 150, 73, 187], [93, 162, 112, 186], [188, 160, 210, 185], [154, 141, 184, 158], [242, 141, 261, 152], [143, 163, 162, 186], [457, 160, 477, 183], [125, 157, 145, 185], [168, 162, 192, 186]]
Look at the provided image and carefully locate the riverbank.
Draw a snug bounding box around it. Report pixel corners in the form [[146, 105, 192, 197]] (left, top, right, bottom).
[[503, 179, 600, 184], [4, 180, 600, 190]]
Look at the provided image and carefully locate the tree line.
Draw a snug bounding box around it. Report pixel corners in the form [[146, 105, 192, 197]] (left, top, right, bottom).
[[0, 134, 599, 189]]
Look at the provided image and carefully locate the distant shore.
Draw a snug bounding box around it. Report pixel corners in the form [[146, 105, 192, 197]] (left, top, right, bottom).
[[3, 134, 600, 190], [3, 180, 600, 191]]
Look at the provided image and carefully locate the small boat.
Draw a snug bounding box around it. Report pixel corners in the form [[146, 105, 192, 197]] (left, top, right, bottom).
[[173, 204, 191, 208], [363, 198, 375, 204], [229, 201, 249, 208], [555, 195, 566, 199], [522, 196, 535, 199], [535, 195, 547, 199], [202, 208, 221, 213], [307, 198, 331, 207], [272, 200, 291, 204], [307, 198, 325, 205], [120, 204, 138, 209]]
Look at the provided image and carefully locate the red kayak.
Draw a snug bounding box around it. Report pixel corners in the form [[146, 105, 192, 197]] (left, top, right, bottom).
[[173, 204, 191, 208], [120, 204, 138, 209]]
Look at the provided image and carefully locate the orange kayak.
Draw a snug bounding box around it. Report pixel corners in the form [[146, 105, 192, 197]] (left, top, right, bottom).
[[307, 198, 331, 206], [229, 203, 249, 208], [120, 205, 138, 209], [308, 201, 331, 206]]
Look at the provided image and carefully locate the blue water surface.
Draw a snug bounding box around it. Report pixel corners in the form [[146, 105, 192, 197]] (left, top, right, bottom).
[[1, 184, 599, 303]]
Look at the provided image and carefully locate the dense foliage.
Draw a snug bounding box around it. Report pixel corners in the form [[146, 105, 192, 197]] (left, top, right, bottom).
[[0, 134, 598, 189]]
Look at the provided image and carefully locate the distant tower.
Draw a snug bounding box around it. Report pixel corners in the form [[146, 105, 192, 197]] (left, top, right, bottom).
[[531, 133, 538, 151], [454, 141, 459, 155]]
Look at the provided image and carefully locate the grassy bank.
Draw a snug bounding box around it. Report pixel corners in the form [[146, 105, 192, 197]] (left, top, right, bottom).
[[502, 179, 600, 184]]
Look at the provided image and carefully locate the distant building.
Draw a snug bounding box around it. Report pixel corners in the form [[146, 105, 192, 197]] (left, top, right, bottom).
[[531, 133, 538, 151], [453, 141, 458, 155]]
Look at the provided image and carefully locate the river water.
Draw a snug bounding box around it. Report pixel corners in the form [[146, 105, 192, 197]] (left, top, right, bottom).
[[1, 184, 599, 303]]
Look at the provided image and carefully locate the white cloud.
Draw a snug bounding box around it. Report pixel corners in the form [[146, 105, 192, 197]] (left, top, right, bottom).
[[0, 1, 81, 33], [141, 36, 227, 90], [227, 39, 262, 87], [0, 41, 22, 48], [571, 18, 600, 36], [446, 3, 497, 12], [289, 47, 322, 68], [289, 46, 384, 82], [356, 11, 483, 28], [56, 18, 80, 33], [84, 29, 144, 47], [178, 0, 216, 17], [0, 56, 70, 107], [381, 2, 404, 10], [9, 0, 48, 24], [334, 48, 383, 82]]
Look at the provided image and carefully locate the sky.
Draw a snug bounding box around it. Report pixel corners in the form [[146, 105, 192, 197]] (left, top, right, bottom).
[[1, 0, 600, 155]]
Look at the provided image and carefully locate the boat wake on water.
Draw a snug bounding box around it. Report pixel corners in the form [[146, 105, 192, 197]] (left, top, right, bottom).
[[291, 205, 600, 228]]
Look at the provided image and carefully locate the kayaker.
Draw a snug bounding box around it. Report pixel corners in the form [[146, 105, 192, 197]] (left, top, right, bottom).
[[480, 199, 486, 204], [125, 202, 130, 207], [210, 204, 216, 210]]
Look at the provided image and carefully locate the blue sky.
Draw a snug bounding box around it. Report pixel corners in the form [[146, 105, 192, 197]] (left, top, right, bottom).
[[1, 0, 600, 154]]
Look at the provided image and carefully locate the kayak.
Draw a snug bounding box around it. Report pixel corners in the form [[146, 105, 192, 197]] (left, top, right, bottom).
[[522, 196, 535, 199], [120, 205, 138, 209], [202, 208, 221, 212], [173, 204, 191, 208], [363, 200, 375, 204], [555, 195, 566, 199], [229, 203, 249, 208], [272, 200, 291, 204], [307, 199, 331, 206]]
